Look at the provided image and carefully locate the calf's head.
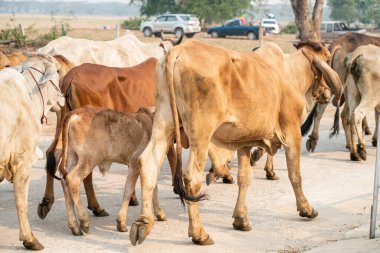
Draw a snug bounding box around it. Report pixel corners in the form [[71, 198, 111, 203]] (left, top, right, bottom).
[[294, 41, 343, 107]]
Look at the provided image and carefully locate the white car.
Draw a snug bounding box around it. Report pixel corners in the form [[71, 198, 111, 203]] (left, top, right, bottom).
[[261, 18, 280, 34], [140, 14, 201, 38]]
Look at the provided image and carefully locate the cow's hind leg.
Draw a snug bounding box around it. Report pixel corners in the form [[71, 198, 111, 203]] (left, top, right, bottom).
[[372, 111, 378, 147], [284, 130, 318, 219], [232, 146, 253, 231], [306, 103, 327, 152], [363, 116, 372, 135], [264, 154, 279, 180], [61, 177, 82, 235], [13, 162, 44, 250], [83, 172, 109, 217], [352, 99, 378, 161], [186, 144, 214, 245], [130, 113, 173, 245], [116, 162, 140, 232]]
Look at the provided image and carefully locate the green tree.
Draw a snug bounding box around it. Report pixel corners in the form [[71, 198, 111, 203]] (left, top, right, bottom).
[[328, 0, 380, 26], [131, 0, 251, 25], [328, 0, 358, 24]]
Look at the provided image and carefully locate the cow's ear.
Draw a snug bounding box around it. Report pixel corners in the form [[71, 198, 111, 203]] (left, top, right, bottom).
[[39, 65, 58, 85]]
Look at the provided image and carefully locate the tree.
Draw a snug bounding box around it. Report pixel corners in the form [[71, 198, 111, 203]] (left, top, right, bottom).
[[290, 0, 325, 41], [328, 0, 380, 27], [131, 0, 251, 25]]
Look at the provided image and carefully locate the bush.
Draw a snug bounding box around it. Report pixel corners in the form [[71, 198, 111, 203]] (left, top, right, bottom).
[[121, 18, 143, 30], [281, 22, 298, 34]]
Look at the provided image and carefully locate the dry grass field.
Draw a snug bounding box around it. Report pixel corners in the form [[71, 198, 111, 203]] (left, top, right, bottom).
[[0, 13, 297, 53]]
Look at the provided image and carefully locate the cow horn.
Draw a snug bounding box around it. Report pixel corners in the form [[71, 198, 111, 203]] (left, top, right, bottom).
[[160, 30, 166, 41], [172, 32, 183, 46], [313, 58, 342, 107]]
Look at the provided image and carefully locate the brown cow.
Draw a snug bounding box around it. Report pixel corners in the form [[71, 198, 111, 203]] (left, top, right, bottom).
[[0, 51, 26, 69], [129, 40, 342, 246], [37, 57, 177, 219], [59, 105, 166, 235]]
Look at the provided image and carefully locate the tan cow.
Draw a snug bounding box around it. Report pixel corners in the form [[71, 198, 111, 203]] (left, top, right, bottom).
[[345, 44, 380, 160], [58, 105, 166, 235], [129, 40, 342, 246], [0, 51, 26, 69]]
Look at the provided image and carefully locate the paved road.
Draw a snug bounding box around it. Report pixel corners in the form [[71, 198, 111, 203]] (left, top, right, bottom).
[[1, 107, 380, 253]]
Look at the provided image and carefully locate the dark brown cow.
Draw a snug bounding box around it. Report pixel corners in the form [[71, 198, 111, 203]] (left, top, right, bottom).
[[37, 57, 176, 219]]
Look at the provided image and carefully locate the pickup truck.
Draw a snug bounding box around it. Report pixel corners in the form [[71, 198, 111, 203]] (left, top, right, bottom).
[[320, 21, 366, 41], [207, 19, 261, 40]]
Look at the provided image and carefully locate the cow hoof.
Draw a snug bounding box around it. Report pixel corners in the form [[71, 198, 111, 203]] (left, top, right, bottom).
[[130, 217, 153, 246], [372, 139, 377, 147], [93, 208, 109, 217], [80, 224, 89, 234], [70, 227, 83, 236], [251, 149, 264, 164], [365, 128, 372, 135], [306, 138, 317, 152], [350, 152, 362, 161], [192, 235, 215, 245], [156, 212, 167, 221], [357, 144, 367, 161], [232, 216, 252, 231], [129, 198, 139, 206], [23, 238, 44, 251], [206, 172, 216, 186], [299, 208, 318, 219], [266, 173, 279, 180], [116, 219, 128, 232], [37, 198, 52, 220], [222, 175, 234, 184], [0, 175, 4, 183]]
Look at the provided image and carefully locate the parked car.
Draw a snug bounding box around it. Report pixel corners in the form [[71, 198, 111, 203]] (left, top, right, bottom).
[[261, 18, 280, 34], [140, 14, 201, 38], [320, 21, 366, 41], [207, 19, 261, 40]]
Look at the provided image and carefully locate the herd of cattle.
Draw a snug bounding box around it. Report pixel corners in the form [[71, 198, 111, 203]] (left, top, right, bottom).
[[0, 30, 379, 250]]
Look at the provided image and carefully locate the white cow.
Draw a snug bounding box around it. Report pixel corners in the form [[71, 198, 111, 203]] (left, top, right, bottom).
[[0, 54, 64, 250], [345, 44, 380, 161], [37, 31, 181, 67]]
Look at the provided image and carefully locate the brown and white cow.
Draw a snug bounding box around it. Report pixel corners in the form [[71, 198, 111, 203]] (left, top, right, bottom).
[[38, 57, 177, 219], [129, 40, 342, 246], [58, 105, 166, 235]]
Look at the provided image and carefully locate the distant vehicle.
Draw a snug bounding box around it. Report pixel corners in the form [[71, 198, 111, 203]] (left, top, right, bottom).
[[320, 21, 366, 41], [207, 19, 261, 40], [261, 18, 280, 34], [140, 14, 201, 38]]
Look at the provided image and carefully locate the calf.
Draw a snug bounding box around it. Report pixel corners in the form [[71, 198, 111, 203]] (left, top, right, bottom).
[[59, 105, 166, 235]]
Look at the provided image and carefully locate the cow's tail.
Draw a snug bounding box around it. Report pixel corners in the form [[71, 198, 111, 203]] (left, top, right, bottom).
[[166, 50, 207, 206], [58, 112, 76, 179], [301, 103, 318, 137]]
